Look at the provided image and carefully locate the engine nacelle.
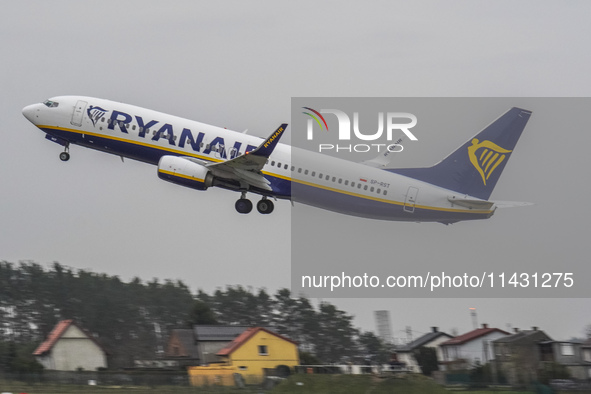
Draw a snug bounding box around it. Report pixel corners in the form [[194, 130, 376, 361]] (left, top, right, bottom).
[[157, 155, 214, 191]]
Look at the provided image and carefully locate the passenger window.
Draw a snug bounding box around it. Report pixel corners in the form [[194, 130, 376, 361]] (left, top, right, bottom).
[[277, 162, 282, 167], [325, 175, 329, 180], [364, 185, 368, 190], [298, 168, 302, 173], [304, 170, 308, 175], [338, 179, 342, 184], [285, 164, 288, 170], [271, 161, 275, 166], [370, 187, 374, 192], [345, 180, 349, 185], [384, 190, 388, 195], [351, 182, 355, 187], [377, 188, 381, 194], [311, 171, 316, 177]]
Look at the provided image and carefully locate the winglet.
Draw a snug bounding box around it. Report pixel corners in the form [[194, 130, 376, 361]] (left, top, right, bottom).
[[249, 123, 288, 158]]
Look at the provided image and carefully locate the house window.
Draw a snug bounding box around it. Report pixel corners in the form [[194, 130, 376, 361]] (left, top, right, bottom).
[[258, 345, 268, 356], [238, 366, 248, 370], [561, 343, 574, 356]]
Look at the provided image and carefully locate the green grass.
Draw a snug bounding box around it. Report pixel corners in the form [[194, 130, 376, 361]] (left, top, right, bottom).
[[6, 375, 589, 394], [273, 373, 450, 394], [0, 380, 258, 394]]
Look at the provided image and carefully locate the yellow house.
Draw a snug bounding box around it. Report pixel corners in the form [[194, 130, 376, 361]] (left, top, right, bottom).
[[219, 327, 298, 377], [187, 327, 299, 386]]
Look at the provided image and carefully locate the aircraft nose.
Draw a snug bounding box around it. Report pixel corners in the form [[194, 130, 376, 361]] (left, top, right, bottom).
[[22, 104, 39, 123]]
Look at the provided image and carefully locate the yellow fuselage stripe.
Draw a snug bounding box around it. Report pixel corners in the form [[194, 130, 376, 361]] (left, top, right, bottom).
[[42, 125, 492, 215]]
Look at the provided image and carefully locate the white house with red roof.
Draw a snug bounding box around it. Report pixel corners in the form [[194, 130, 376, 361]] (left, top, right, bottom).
[[32, 320, 107, 371], [439, 324, 509, 370]]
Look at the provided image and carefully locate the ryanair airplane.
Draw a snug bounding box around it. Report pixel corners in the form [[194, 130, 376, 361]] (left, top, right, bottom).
[[22, 97, 532, 224]]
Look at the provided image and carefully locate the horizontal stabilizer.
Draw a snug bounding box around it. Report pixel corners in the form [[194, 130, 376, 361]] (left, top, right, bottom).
[[491, 200, 533, 208], [447, 196, 495, 210]]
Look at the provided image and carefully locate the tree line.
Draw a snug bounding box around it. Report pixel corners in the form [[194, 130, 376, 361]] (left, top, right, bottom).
[[0, 261, 388, 371]]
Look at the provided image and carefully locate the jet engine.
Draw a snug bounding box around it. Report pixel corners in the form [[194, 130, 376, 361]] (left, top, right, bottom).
[[157, 155, 214, 191]]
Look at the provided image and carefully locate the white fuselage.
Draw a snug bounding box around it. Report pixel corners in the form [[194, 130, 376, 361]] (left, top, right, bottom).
[[22, 96, 495, 223]]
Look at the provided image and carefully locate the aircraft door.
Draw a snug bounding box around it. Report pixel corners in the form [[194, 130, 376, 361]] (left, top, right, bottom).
[[71, 100, 88, 127], [404, 186, 419, 213]]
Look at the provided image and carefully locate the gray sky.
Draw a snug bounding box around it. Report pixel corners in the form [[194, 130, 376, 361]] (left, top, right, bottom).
[[2, 1, 590, 342]]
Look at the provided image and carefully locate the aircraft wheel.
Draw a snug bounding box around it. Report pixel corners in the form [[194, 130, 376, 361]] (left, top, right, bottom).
[[59, 152, 70, 161], [257, 199, 274, 214], [235, 198, 253, 214]]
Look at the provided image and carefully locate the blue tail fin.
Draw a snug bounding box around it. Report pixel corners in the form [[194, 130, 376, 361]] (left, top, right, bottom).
[[388, 107, 532, 200]]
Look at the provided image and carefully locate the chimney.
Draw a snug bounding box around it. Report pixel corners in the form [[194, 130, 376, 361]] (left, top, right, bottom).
[[431, 327, 438, 333], [482, 323, 488, 329], [513, 328, 520, 333], [532, 326, 538, 331]]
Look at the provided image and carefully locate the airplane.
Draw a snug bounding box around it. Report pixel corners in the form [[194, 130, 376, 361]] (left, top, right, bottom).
[[22, 96, 532, 224]]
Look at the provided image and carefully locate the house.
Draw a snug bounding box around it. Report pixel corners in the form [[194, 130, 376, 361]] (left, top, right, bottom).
[[165, 325, 250, 366], [164, 329, 200, 367], [540, 339, 591, 379], [216, 327, 299, 377], [395, 327, 454, 373], [439, 324, 509, 370], [581, 339, 591, 378], [492, 327, 553, 385], [32, 319, 107, 371], [187, 327, 299, 386]]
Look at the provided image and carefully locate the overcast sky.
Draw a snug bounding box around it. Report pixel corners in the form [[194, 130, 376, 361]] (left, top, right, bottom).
[[2, 1, 591, 342]]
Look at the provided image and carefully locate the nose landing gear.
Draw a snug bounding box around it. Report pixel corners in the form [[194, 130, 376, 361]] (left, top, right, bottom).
[[59, 145, 70, 162]]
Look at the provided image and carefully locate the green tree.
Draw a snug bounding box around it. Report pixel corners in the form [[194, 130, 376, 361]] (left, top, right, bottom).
[[187, 299, 218, 325], [413, 346, 439, 376], [313, 302, 358, 363], [358, 331, 389, 364]]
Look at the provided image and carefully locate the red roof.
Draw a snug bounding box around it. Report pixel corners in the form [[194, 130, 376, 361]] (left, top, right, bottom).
[[440, 326, 509, 346], [33, 320, 106, 356], [217, 327, 297, 356]]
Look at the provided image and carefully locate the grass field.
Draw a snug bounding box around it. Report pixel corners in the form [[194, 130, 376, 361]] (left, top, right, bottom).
[[0, 381, 258, 394], [3, 374, 590, 394]]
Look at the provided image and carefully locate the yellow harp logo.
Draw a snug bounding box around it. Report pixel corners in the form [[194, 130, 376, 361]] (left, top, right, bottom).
[[468, 139, 512, 185]]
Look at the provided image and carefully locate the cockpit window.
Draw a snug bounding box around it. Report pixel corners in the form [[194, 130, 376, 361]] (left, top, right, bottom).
[[43, 100, 59, 108]]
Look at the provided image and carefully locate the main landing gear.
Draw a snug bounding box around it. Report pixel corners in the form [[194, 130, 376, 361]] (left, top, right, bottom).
[[59, 145, 70, 162], [235, 192, 274, 215]]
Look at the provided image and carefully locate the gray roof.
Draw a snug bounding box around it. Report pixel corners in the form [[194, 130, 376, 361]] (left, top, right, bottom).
[[193, 325, 250, 341], [397, 329, 454, 352], [493, 330, 552, 344]]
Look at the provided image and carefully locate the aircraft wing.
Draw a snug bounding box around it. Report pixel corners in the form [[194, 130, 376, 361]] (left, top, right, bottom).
[[360, 138, 402, 168], [201, 123, 288, 191], [361, 150, 392, 168]]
